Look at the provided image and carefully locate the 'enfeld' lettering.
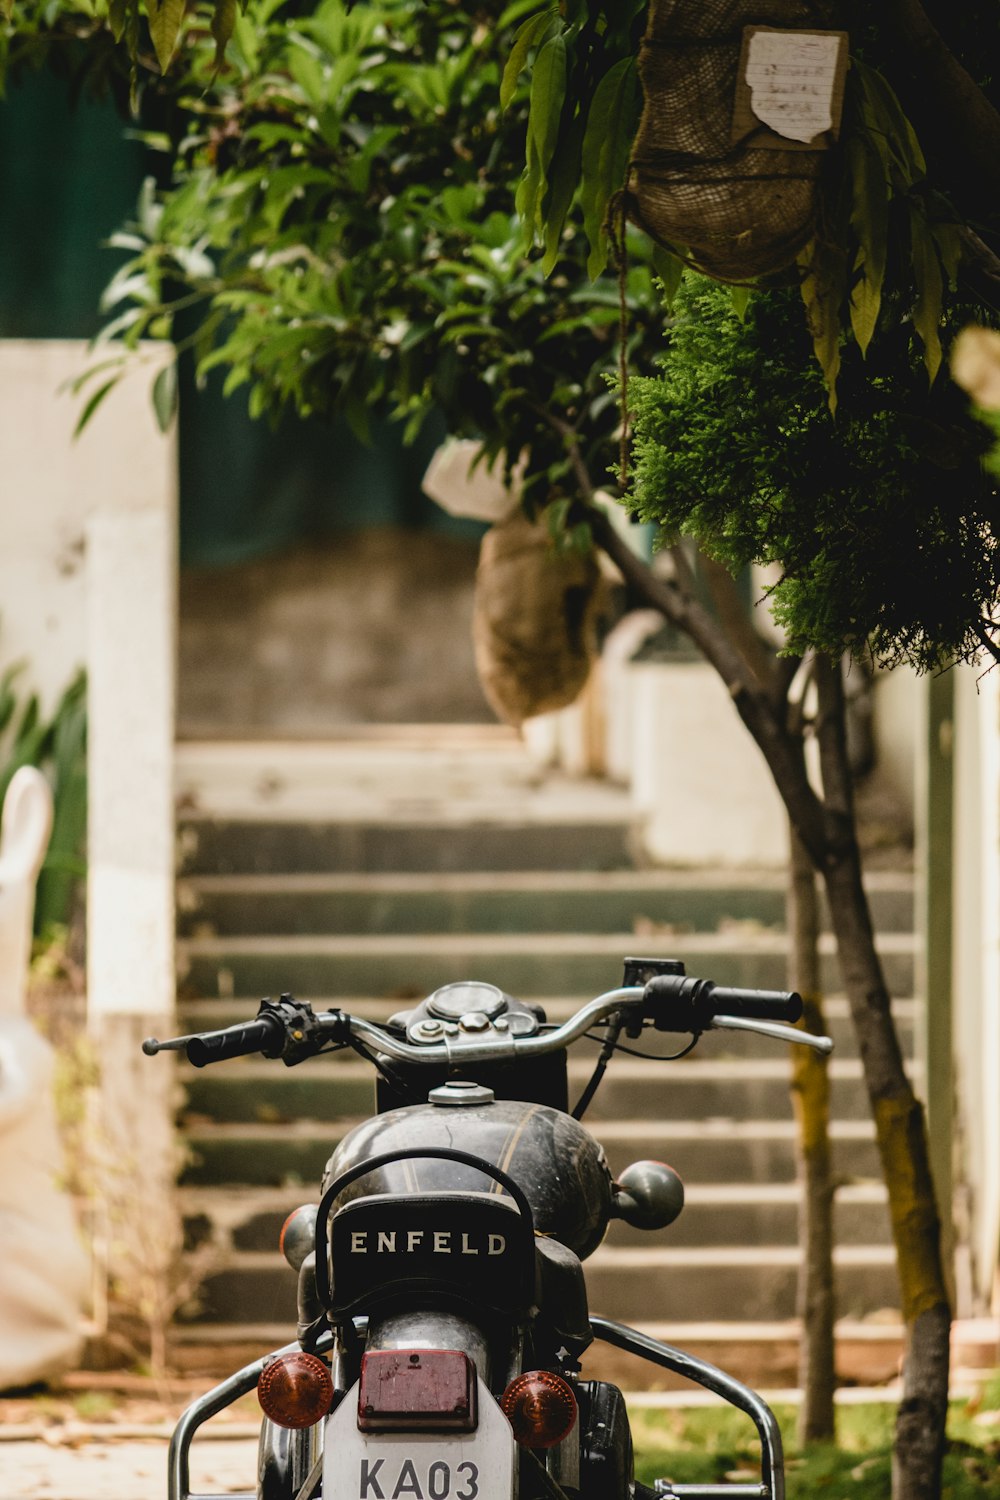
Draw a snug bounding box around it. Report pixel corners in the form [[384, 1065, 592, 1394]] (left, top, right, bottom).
[[345, 1228, 508, 1256]]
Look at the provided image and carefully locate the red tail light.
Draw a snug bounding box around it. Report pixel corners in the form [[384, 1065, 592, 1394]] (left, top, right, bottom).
[[500, 1370, 577, 1449], [358, 1350, 477, 1432], [258, 1351, 333, 1429]]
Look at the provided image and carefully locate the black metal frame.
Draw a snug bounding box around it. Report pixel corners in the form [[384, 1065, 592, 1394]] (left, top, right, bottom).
[[164, 1320, 783, 1500]]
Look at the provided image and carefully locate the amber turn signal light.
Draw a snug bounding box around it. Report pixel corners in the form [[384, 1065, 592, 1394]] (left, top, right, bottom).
[[499, 1370, 577, 1449], [258, 1351, 333, 1429]]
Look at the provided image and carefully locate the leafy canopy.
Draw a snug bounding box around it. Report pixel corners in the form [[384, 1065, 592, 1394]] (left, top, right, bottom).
[[626, 278, 998, 669], [79, 0, 662, 504]]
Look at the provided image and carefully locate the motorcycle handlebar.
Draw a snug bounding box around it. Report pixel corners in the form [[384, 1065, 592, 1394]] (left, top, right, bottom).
[[641, 974, 803, 1031], [143, 976, 830, 1069]]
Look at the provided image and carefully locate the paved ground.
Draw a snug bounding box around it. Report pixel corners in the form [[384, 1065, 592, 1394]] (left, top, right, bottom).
[[2, 1432, 256, 1500], [5, 1374, 999, 1500]]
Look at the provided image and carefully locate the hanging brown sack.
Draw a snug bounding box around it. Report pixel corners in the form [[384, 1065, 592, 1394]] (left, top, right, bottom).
[[628, 1, 845, 281], [473, 510, 602, 727]]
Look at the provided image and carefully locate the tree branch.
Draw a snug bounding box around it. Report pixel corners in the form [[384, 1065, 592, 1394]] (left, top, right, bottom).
[[973, 620, 1000, 668], [878, 0, 1000, 209]]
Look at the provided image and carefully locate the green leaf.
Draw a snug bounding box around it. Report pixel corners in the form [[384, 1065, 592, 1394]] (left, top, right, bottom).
[[108, 0, 128, 44], [798, 241, 842, 414], [580, 57, 638, 279], [211, 0, 237, 71], [146, 0, 184, 72], [152, 361, 178, 432], [729, 285, 751, 322], [854, 61, 925, 187], [541, 114, 584, 274], [931, 220, 962, 291], [910, 207, 943, 383], [847, 136, 888, 356], [500, 8, 557, 112], [517, 32, 567, 244], [73, 377, 119, 438], [652, 244, 686, 309]]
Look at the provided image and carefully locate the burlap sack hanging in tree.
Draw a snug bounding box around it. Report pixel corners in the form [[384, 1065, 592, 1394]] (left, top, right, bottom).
[[628, 1, 847, 281], [473, 510, 603, 727]]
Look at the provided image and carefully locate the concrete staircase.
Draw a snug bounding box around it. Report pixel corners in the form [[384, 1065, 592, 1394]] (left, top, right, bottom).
[[171, 730, 916, 1386]]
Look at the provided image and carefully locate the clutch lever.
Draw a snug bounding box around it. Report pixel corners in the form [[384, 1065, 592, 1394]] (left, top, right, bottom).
[[710, 1014, 834, 1054]]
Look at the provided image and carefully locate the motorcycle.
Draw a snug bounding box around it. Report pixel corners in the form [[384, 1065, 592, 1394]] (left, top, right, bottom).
[[144, 956, 832, 1500]]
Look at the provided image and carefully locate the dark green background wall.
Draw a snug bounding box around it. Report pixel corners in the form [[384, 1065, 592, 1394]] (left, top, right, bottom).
[[0, 73, 473, 564]]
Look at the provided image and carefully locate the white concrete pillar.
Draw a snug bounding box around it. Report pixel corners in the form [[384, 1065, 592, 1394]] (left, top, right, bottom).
[[951, 665, 1000, 1311], [86, 505, 176, 1024]]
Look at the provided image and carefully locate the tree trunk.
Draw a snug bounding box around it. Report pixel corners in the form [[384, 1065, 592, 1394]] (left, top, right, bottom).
[[813, 659, 951, 1500], [788, 824, 836, 1445], [587, 511, 952, 1500]]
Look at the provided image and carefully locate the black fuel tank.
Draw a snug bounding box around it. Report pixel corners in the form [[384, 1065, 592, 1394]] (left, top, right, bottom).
[[323, 1093, 614, 1261]]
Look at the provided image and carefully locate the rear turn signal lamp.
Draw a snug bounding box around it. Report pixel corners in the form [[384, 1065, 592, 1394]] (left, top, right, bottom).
[[499, 1370, 577, 1449], [258, 1351, 333, 1429]]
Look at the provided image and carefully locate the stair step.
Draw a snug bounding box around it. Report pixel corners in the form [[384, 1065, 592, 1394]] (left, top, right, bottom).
[[177, 870, 914, 938], [181, 1181, 892, 1254], [176, 995, 918, 1059], [178, 1118, 882, 1188], [181, 1244, 899, 1327], [175, 732, 612, 819], [178, 930, 915, 1001], [180, 1056, 920, 1126], [178, 818, 639, 877]]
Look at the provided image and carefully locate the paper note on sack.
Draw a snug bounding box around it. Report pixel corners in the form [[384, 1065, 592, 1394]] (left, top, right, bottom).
[[745, 30, 842, 144]]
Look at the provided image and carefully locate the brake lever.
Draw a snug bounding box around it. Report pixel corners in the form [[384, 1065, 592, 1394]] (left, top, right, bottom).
[[710, 1014, 834, 1054]]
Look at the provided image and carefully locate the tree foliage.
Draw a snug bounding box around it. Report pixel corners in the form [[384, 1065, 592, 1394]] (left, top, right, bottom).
[[64, 0, 662, 507], [626, 278, 998, 669], [4, 0, 1000, 672]]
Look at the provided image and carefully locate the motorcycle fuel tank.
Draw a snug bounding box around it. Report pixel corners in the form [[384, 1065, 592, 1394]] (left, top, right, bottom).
[[323, 1089, 615, 1261]]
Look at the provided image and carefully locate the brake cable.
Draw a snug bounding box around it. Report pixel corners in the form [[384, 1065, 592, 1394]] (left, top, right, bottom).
[[570, 1013, 624, 1120]]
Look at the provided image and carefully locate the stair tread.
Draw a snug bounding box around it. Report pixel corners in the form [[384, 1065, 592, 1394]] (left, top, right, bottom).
[[179, 928, 917, 955], [178, 869, 915, 893]]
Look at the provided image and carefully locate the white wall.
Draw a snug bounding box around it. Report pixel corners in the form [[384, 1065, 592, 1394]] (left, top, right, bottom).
[[952, 664, 1000, 1309], [0, 339, 177, 1024]]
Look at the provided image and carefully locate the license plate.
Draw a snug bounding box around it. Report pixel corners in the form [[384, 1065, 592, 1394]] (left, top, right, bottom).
[[324, 1377, 516, 1500]]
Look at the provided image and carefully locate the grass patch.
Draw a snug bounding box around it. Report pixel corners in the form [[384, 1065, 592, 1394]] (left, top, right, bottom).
[[632, 1383, 1000, 1499]]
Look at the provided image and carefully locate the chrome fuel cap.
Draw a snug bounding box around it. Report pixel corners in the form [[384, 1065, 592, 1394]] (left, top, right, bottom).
[[429, 1079, 496, 1107]]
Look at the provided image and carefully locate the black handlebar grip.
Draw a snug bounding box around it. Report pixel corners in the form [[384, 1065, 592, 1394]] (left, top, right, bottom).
[[708, 986, 803, 1025], [641, 974, 803, 1031], [185, 1014, 284, 1068]]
